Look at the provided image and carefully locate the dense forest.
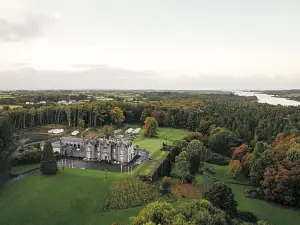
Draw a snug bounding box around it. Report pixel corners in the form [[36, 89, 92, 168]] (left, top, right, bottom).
[[2, 93, 299, 146]]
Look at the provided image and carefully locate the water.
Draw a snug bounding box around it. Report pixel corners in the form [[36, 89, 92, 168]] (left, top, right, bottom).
[[234, 91, 300, 106]]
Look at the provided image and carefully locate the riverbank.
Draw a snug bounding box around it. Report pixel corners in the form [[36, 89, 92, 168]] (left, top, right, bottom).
[[234, 91, 300, 106]]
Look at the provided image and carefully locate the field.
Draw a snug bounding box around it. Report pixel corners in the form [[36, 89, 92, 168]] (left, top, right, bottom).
[[196, 164, 300, 225], [133, 127, 187, 176], [0, 168, 141, 225]]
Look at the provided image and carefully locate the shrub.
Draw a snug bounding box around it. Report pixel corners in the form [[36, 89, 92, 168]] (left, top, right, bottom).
[[204, 167, 216, 175], [160, 176, 172, 194], [207, 152, 230, 165], [244, 188, 263, 199], [237, 210, 258, 223], [40, 142, 57, 175], [11, 147, 41, 165]]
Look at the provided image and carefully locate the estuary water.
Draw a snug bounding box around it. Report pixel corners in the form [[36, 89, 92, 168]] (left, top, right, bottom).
[[234, 91, 300, 106]]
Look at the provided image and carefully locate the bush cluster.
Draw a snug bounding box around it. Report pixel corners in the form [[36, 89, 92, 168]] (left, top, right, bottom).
[[237, 210, 259, 223], [11, 147, 41, 165], [244, 188, 263, 199], [207, 152, 230, 165]]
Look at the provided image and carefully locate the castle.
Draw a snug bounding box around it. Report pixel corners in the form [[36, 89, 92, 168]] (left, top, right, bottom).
[[42, 135, 136, 164]]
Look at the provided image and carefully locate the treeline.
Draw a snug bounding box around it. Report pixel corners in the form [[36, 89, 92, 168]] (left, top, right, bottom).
[[2, 97, 300, 145], [0, 93, 88, 105]]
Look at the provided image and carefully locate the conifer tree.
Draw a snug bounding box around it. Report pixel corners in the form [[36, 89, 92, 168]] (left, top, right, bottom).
[[40, 142, 57, 175]]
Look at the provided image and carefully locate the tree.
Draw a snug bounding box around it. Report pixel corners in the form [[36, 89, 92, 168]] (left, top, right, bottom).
[[241, 152, 254, 176], [160, 159, 171, 177], [208, 128, 240, 157], [261, 160, 300, 207], [204, 181, 238, 217], [0, 118, 16, 176], [160, 176, 172, 194], [184, 132, 203, 142], [110, 107, 125, 124], [130, 201, 176, 225], [253, 141, 265, 158], [185, 140, 207, 174], [249, 150, 276, 186], [175, 151, 193, 183], [180, 199, 232, 225], [169, 140, 188, 162], [143, 117, 158, 137], [228, 160, 242, 178], [40, 142, 57, 175], [78, 118, 85, 129], [232, 144, 249, 161], [199, 120, 211, 136]]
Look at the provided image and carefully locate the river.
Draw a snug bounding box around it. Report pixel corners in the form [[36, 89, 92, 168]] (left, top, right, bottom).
[[234, 91, 300, 106]]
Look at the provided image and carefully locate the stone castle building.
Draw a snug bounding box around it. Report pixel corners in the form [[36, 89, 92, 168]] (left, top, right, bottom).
[[42, 135, 136, 164]]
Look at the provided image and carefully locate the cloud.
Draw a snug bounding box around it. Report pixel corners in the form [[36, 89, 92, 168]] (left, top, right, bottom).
[[72, 64, 108, 68], [0, 12, 53, 42], [0, 66, 300, 90]]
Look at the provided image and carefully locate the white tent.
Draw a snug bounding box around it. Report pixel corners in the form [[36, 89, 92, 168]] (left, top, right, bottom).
[[125, 128, 134, 134], [48, 129, 64, 134], [132, 128, 141, 134], [71, 130, 79, 136]]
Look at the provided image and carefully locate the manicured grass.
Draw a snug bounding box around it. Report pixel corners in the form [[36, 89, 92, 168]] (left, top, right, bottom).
[[202, 163, 250, 185], [133, 127, 187, 176], [0, 168, 141, 225], [196, 164, 300, 225], [10, 164, 40, 175]]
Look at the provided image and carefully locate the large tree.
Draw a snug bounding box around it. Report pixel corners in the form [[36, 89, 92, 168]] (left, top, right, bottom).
[[185, 140, 207, 174], [40, 142, 57, 175], [110, 107, 125, 124], [208, 128, 240, 157], [143, 117, 158, 137], [175, 151, 193, 183], [130, 201, 176, 225], [204, 181, 238, 217]]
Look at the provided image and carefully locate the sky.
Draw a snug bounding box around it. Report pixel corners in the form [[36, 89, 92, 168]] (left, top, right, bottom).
[[0, 0, 300, 90]]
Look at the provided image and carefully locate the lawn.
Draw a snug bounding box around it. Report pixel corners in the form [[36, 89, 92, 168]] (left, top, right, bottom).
[[10, 164, 40, 176], [196, 164, 300, 225], [0, 168, 141, 225], [133, 127, 187, 176]]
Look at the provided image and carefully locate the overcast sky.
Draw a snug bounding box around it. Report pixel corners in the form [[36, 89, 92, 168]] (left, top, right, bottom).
[[0, 0, 300, 90]]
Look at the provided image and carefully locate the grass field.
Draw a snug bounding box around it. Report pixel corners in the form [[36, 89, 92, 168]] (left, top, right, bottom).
[[0, 168, 141, 225], [10, 164, 40, 176], [133, 127, 187, 176], [196, 164, 300, 225]]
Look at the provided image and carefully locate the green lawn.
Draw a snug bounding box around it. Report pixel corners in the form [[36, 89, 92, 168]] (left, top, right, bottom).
[[133, 127, 187, 176], [196, 164, 300, 225], [10, 164, 40, 176], [0, 168, 141, 225]]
